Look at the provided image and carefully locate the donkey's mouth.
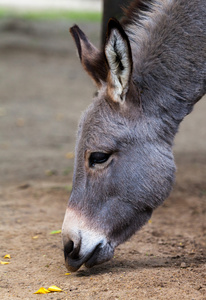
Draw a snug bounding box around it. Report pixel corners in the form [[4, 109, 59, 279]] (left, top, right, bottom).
[[64, 241, 114, 272], [85, 242, 114, 268]]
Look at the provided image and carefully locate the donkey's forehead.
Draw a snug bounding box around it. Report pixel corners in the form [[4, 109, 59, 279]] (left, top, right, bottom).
[[79, 97, 118, 132], [77, 96, 135, 150]]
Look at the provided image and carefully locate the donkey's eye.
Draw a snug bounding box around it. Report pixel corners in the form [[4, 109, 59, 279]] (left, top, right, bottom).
[[89, 152, 111, 168]]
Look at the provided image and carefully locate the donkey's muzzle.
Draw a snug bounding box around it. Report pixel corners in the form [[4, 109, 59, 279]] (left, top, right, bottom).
[[63, 238, 112, 272], [62, 208, 114, 272]]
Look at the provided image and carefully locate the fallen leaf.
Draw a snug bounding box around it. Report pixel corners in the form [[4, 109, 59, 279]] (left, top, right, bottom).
[[32, 235, 39, 239], [48, 285, 62, 292], [34, 287, 50, 294], [65, 273, 71, 276], [148, 219, 152, 224], [0, 261, 10, 265], [4, 254, 11, 259], [50, 230, 61, 235]]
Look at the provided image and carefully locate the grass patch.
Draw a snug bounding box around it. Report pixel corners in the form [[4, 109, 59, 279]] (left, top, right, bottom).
[[0, 9, 101, 22]]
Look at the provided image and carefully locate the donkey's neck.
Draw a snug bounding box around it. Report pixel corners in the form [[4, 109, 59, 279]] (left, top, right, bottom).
[[126, 0, 205, 137]]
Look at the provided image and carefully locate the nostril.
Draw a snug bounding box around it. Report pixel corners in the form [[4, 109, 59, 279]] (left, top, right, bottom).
[[70, 241, 81, 260], [64, 239, 81, 260], [64, 240, 74, 259]]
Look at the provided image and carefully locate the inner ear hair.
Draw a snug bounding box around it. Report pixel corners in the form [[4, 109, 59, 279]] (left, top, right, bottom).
[[106, 30, 130, 75], [105, 18, 133, 103]]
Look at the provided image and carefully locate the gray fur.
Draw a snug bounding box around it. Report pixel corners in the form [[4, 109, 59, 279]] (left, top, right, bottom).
[[62, 0, 206, 271]]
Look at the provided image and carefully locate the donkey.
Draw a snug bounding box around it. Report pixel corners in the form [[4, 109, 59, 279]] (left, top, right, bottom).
[[62, 0, 206, 272]]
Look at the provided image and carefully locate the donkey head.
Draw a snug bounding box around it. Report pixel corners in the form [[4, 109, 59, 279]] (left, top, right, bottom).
[[62, 19, 175, 271]]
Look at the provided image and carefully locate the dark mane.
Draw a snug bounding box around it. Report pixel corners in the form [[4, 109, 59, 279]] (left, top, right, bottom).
[[121, 0, 154, 25]]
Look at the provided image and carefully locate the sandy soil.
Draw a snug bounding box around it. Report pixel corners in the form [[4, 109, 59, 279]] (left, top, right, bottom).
[[0, 19, 206, 299]]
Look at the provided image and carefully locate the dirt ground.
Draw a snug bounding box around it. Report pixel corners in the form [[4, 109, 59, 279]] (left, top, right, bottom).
[[0, 19, 206, 299]]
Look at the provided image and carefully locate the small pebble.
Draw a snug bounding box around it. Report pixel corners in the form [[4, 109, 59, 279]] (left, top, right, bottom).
[[180, 262, 187, 268]]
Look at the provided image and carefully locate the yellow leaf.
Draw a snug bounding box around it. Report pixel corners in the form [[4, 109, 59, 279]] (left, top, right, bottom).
[[48, 285, 62, 292], [32, 235, 39, 239], [0, 261, 10, 265], [34, 287, 50, 294], [65, 273, 71, 275], [4, 254, 11, 259], [148, 219, 152, 224]]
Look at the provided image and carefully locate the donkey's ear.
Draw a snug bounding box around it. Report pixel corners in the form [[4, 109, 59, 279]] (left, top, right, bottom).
[[105, 18, 133, 103], [70, 25, 107, 88]]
